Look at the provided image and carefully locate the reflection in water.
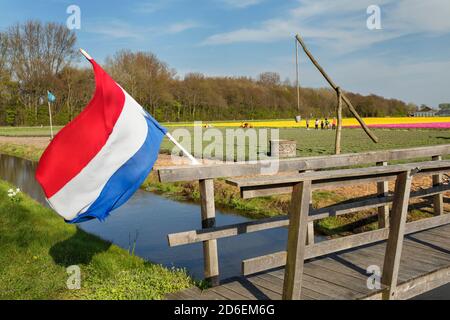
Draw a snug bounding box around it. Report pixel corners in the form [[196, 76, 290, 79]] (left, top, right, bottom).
[[1, 153, 449, 298]]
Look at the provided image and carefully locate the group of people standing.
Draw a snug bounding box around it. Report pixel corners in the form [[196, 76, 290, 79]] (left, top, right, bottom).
[[305, 118, 337, 130]]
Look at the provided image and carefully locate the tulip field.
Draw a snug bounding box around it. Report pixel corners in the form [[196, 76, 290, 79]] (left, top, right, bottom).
[[164, 117, 450, 129]]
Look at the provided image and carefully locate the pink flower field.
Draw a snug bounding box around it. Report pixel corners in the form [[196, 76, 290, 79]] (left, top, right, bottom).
[[346, 122, 450, 129]]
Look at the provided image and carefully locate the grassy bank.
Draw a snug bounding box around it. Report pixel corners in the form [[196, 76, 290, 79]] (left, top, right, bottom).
[[0, 180, 193, 299]]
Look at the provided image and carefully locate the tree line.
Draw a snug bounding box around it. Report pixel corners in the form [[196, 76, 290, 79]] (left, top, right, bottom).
[[0, 20, 417, 126]]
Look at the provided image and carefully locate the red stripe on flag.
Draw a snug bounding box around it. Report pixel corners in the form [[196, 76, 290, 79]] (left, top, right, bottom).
[[36, 60, 125, 198]]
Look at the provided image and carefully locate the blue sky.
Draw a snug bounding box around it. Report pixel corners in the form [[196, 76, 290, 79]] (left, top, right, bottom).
[[1, 0, 450, 107]]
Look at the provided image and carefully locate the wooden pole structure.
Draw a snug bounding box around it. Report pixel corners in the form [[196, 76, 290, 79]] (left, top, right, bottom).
[[335, 87, 343, 154], [295, 34, 379, 144], [295, 39, 300, 114]]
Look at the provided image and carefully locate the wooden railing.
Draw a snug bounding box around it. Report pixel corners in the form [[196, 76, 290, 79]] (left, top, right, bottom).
[[157, 145, 450, 298]]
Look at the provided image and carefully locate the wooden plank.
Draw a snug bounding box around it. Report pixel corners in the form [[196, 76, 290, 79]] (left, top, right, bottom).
[[262, 272, 329, 300], [241, 213, 450, 276], [158, 145, 450, 182], [364, 266, 450, 300], [168, 184, 450, 247], [432, 155, 444, 216], [282, 180, 312, 300], [303, 263, 370, 294], [382, 171, 413, 300], [199, 179, 219, 286], [221, 279, 264, 300], [227, 160, 450, 188], [377, 161, 390, 228], [244, 276, 284, 300], [239, 170, 448, 199], [210, 286, 250, 300]]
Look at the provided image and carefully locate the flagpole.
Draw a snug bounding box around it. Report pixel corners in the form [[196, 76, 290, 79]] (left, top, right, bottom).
[[79, 48, 200, 165], [48, 100, 54, 139], [166, 132, 200, 165]]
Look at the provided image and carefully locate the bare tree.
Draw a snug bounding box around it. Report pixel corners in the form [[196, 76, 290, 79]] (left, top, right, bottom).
[[106, 50, 174, 115], [7, 20, 77, 123], [258, 72, 281, 86]]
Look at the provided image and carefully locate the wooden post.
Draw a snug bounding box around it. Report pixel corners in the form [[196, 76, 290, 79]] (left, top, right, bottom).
[[295, 34, 378, 143], [335, 87, 343, 155], [282, 180, 312, 300], [377, 161, 390, 228], [432, 155, 444, 216], [199, 179, 220, 286], [382, 171, 412, 300], [299, 170, 314, 245]]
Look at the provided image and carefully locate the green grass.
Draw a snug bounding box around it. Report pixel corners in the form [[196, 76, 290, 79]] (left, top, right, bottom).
[[0, 126, 63, 137], [0, 143, 43, 161], [159, 127, 450, 159], [0, 180, 194, 300]]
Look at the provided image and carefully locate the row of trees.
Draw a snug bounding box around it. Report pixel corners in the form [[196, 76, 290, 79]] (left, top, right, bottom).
[[0, 20, 416, 126]]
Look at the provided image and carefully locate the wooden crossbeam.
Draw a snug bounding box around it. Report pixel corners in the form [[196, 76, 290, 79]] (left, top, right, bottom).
[[167, 183, 450, 247]]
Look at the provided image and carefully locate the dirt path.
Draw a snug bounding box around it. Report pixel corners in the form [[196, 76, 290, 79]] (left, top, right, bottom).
[[0, 136, 51, 149]]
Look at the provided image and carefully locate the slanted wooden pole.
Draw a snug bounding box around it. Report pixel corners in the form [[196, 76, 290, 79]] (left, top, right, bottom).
[[382, 170, 412, 300], [282, 180, 312, 300], [199, 179, 220, 286], [295, 34, 379, 143], [432, 155, 444, 216], [335, 87, 343, 155], [377, 161, 390, 228]]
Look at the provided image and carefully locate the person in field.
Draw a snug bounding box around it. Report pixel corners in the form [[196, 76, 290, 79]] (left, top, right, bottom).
[[332, 117, 337, 130], [320, 119, 324, 130], [315, 118, 319, 130], [306, 118, 310, 130]]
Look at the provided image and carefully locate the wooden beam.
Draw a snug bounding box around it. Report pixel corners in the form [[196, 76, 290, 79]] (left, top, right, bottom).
[[158, 144, 450, 182], [282, 180, 312, 300], [199, 179, 220, 286], [377, 161, 390, 228], [241, 213, 450, 276], [432, 155, 444, 216], [167, 184, 450, 247], [382, 171, 413, 300], [228, 160, 450, 187]]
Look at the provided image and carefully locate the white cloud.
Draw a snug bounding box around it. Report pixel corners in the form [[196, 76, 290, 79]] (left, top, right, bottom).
[[85, 20, 151, 40], [203, 0, 450, 53], [166, 21, 202, 34], [86, 19, 201, 40], [221, 0, 264, 9], [134, 0, 171, 13]]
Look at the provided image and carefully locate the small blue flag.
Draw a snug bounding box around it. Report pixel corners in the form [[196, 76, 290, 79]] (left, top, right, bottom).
[[47, 91, 56, 103]]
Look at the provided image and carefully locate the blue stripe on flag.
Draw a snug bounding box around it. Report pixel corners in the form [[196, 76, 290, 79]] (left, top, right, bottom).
[[67, 115, 166, 223]]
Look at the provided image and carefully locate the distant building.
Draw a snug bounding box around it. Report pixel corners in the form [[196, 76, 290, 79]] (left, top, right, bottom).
[[436, 109, 450, 117], [413, 106, 437, 117]]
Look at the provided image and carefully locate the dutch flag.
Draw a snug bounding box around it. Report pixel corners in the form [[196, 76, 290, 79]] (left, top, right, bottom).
[[36, 50, 167, 223]]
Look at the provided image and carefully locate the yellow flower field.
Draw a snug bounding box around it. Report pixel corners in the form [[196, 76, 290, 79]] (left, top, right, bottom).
[[164, 117, 450, 128]]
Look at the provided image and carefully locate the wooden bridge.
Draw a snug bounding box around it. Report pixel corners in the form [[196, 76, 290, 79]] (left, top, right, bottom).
[[158, 145, 450, 300]]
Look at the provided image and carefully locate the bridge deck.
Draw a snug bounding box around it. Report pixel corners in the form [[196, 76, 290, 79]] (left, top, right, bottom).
[[166, 223, 450, 300]]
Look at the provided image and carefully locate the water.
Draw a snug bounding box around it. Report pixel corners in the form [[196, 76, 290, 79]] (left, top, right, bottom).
[[1, 153, 449, 298]]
